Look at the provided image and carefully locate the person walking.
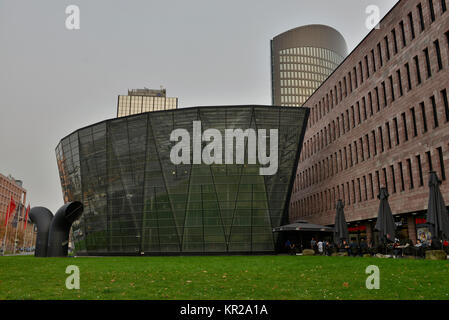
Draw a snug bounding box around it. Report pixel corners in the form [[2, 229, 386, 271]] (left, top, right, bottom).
[[310, 237, 317, 253], [323, 240, 330, 256]]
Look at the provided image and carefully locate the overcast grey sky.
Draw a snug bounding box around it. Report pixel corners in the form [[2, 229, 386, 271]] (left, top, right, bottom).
[[0, 0, 398, 212]]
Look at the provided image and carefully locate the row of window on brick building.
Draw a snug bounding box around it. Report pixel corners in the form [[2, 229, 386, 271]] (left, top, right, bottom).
[[297, 23, 449, 186], [302, 36, 449, 163], [291, 145, 448, 218], [0, 178, 25, 217], [305, 0, 448, 135], [298, 83, 449, 185]]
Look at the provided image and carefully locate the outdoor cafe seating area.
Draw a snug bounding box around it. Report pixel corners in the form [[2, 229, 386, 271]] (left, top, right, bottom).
[[280, 172, 449, 260], [285, 238, 449, 259]]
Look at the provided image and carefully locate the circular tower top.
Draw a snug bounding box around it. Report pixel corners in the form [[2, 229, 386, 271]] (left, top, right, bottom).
[[272, 24, 348, 58]]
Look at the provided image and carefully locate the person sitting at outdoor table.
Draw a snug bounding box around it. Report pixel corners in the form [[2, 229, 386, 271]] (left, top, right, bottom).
[[317, 240, 324, 255], [395, 239, 412, 258], [325, 241, 333, 256], [289, 242, 296, 255], [430, 237, 443, 250], [401, 239, 413, 256], [337, 240, 348, 253], [348, 239, 358, 257], [392, 240, 401, 258], [359, 238, 368, 256], [421, 239, 429, 249], [384, 242, 394, 255], [367, 239, 376, 255], [414, 239, 424, 257]]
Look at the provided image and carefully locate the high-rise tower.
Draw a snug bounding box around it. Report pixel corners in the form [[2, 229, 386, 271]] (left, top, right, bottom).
[[271, 24, 348, 107]]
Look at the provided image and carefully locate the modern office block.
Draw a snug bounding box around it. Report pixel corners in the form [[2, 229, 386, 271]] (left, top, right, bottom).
[[117, 88, 178, 117]]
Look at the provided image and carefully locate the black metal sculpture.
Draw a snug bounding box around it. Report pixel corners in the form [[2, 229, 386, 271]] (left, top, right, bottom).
[[47, 202, 84, 257], [29, 201, 83, 257], [29, 207, 53, 257]]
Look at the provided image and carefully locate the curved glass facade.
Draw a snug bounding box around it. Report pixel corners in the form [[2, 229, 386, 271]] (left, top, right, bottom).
[[56, 106, 309, 255]]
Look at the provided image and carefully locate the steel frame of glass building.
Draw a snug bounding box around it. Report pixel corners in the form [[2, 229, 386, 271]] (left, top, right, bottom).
[[56, 105, 309, 255]]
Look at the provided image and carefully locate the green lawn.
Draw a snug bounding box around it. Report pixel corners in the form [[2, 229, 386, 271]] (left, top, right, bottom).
[[0, 255, 448, 300]]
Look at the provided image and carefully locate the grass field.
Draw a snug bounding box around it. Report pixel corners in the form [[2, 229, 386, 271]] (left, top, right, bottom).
[[1, 255, 449, 300]]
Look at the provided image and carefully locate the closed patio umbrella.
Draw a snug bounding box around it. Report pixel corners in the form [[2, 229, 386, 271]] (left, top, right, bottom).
[[374, 188, 396, 244], [426, 171, 449, 243], [333, 199, 348, 245]]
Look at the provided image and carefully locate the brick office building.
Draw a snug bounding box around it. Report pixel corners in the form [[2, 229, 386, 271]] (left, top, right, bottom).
[[289, 0, 449, 244], [0, 173, 28, 253], [0, 173, 27, 222]]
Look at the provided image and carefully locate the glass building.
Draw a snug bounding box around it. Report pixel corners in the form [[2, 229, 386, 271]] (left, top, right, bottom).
[[56, 105, 309, 255], [271, 24, 348, 107], [117, 88, 178, 117]]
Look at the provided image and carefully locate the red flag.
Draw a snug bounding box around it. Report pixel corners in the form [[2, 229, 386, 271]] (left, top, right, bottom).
[[23, 204, 30, 230], [4, 196, 16, 226], [8, 196, 16, 219], [3, 201, 10, 226]]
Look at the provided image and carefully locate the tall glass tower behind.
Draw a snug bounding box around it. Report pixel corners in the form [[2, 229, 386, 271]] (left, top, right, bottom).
[[271, 24, 348, 107]]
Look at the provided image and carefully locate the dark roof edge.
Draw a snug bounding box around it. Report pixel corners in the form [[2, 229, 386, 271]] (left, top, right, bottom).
[[55, 105, 310, 151]]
